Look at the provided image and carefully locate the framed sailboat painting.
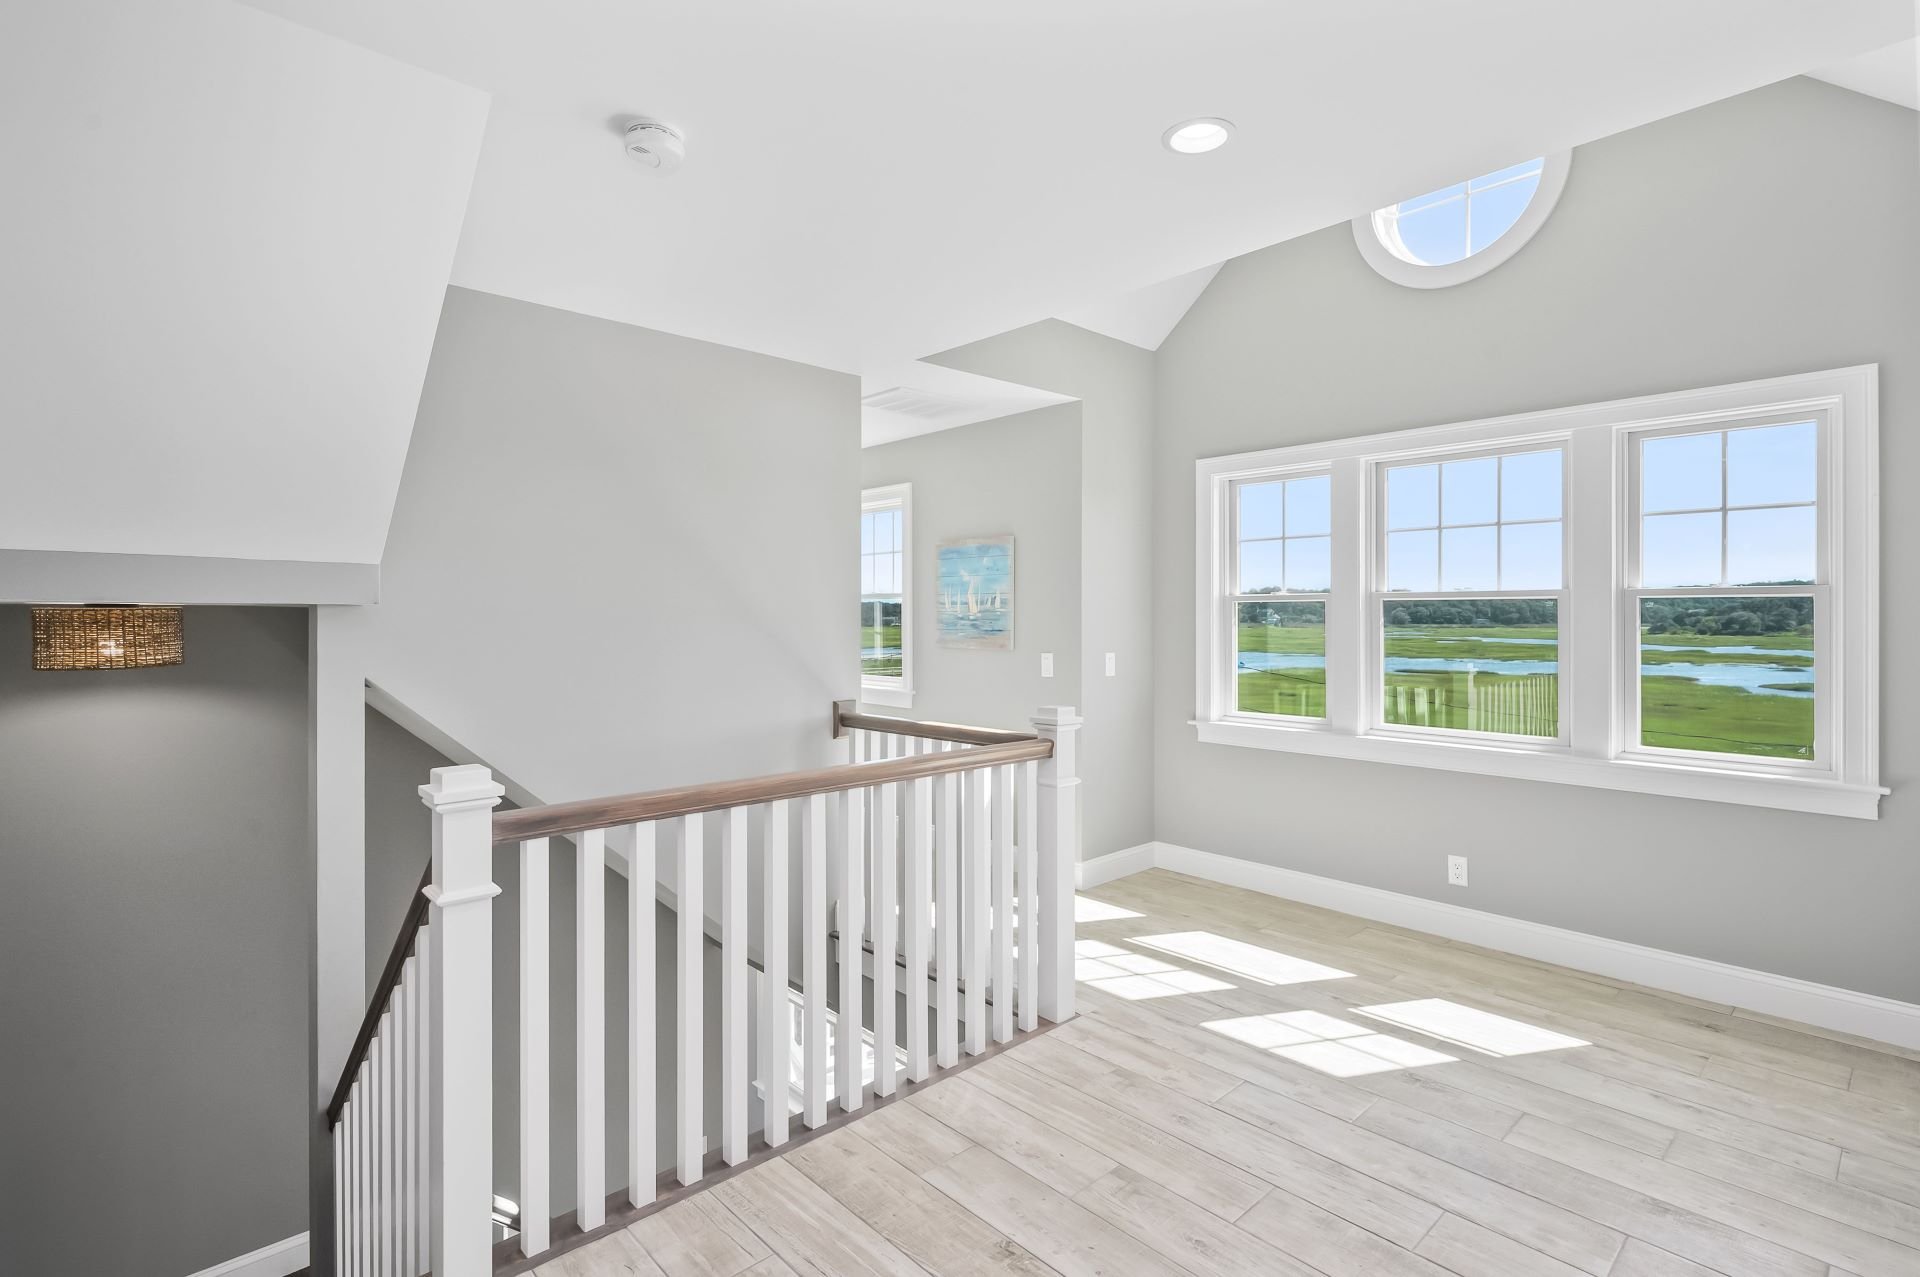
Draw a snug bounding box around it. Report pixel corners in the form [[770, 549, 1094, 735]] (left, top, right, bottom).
[[935, 535, 1014, 649]]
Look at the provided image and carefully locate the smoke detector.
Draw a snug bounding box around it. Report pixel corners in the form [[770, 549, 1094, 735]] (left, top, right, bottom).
[[623, 119, 685, 173]]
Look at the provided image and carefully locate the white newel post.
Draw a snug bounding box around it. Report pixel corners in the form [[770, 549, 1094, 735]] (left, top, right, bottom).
[[420, 765, 504, 1277], [1030, 707, 1080, 1024]]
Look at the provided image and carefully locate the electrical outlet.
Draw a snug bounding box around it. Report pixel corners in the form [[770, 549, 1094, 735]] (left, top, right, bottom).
[[1040, 652, 1054, 678], [1447, 855, 1469, 887], [1105, 652, 1117, 677]]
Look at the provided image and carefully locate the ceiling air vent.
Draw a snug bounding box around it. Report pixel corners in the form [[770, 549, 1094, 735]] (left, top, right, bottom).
[[860, 386, 979, 423]]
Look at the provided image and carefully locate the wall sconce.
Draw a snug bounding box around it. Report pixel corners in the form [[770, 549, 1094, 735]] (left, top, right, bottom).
[[32, 606, 184, 671]]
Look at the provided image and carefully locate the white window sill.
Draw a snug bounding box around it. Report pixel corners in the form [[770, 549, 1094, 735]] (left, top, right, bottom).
[[860, 681, 914, 709], [1191, 718, 1885, 820]]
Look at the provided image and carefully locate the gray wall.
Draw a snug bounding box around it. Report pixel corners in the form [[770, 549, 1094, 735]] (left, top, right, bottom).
[[930, 321, 1158, 860], [335, 284, 862, 812], [365, 707, 721, 1219], [0, 605, 310, 1275], [1153, 78, 1920, 1001], [859, 402, 1084, 737]]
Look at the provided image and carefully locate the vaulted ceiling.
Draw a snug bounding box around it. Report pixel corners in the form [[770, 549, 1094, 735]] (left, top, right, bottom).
[[239, 0, 1910, 376], [2, 2, 1911, 570]]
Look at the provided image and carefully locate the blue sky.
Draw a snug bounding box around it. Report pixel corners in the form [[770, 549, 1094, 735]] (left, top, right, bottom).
[[1240, 422, 1817, 594], [1388, 160, 1544, 266], [1642, 422, 1816, 586]]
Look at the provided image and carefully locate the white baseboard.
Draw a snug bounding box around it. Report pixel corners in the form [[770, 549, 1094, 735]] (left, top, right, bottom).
[[1077, 843, 1157, 889], [183, 1232, 308, 1277], [1088, 841, 1920, 1053]]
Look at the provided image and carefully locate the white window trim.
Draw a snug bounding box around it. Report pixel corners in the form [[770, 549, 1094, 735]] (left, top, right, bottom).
[[1352, 152, 1572, 290], [1193, 365, 1882, 820], [861, 483, 913, 709]]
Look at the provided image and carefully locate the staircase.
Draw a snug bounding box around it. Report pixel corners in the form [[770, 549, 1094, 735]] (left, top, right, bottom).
[[326, 702, 1082, 1276]]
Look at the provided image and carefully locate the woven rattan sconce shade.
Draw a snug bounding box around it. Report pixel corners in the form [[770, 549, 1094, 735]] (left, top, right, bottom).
[[32, 607, 184, 671]]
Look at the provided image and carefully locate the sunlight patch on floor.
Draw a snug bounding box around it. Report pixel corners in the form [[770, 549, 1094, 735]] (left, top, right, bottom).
[[1076, 939, 1235, 1001], [1357, 998, 1587, 1057], [1131, 931, 1354, 986], [1202, 1010, 1456, 1077], [1076, 895, 1145, 923]]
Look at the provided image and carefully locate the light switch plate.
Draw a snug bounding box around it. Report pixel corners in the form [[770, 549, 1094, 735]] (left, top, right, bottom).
[[1040, 652, 1054, 678], [1105, 652, 1117, 677]]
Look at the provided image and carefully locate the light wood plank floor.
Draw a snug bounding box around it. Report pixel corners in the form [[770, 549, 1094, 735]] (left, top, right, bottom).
[[542, 869, 1920, 1277]]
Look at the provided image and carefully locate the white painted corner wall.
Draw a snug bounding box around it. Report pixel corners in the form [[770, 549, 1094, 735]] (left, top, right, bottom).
[[1077, 842, 1920, 1052]]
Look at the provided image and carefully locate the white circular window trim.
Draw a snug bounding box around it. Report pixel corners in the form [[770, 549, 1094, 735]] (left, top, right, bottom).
[[1351, 151, 1573, 289]]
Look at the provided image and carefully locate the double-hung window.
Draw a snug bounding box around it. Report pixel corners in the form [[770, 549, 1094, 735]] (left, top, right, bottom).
[[1627, 418, 1822, 765], [1231, 472, 1331, 721], [1376, 446, 1565, 742], [860, 484, 912, 708], [1194, 366, 1881, 818]]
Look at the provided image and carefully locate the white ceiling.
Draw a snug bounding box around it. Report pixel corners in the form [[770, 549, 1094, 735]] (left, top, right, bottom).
[[1058, 264, 1225, 352], [1812, 38, 1919, 110], [6, 4, 1913, 565], [1, 0, 488, 565], [860, 363, 1074, 448], [241, 0, 1912, 379], [1060, 35, 1920, 360]]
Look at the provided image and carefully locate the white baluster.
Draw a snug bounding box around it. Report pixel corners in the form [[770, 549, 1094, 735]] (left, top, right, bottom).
[[355, 1092, 367, 1277], [873, 780, 898, 1096], [390, 978, 403, 1276], [384, 1003, 399, 1276], [360, 1075, 373, 1277], [519, 838, 550, 1256], [628, 821, 656, 1209], [1031, 709, 1080, 1023], [760, 800, 790, 1148], [576, 826, 606, 1230], [903, 774, 931, 1081], [398, 959, 415, 1276], [1017, 760, 1039, 1033], [934, 769, 958, 1069], [420, 764, 503, 1277], [837, 787, 865, 1112], [342, 1099, 355, 1277], [802, 794, 828, 1127], [720, 806, 749, 1164], [963, 768, 989, 1055], [413, 929, 430, 1277], [388, 1005, 403, 1277], [359, 1077, 371, 1277], [364, 1029, 380, 1267], [333, 1113, 345, 1277], [991, 764, 1015, 1044], [676, 813, 705, 1184], [374, 1030, 388, 1277]]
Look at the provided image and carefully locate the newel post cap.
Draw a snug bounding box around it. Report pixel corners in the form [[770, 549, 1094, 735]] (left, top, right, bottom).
[[417, 764, 506, 811], [1031, 706, 1083, 730]]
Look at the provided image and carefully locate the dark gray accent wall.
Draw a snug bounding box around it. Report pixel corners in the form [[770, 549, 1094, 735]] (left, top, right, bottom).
[[0, 605, 310, 1275], [1152, 78, 1920, 1001]]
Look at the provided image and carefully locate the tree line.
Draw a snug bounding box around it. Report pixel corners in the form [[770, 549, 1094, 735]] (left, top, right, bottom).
[[1641, 595, 1811, 636]]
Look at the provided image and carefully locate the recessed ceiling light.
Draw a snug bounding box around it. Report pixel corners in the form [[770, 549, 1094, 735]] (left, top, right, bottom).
[[1163, 117, 1234, 154]]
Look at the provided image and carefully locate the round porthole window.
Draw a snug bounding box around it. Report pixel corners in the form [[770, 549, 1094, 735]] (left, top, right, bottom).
[[1353, 152, 1571, 288]]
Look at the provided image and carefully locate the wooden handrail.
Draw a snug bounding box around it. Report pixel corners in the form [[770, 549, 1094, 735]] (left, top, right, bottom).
[[833, 703, 1037, 748], [331, 705, 1048, 1127], [327, 858, 433, 1128], [492, 736, 1052, 845]]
